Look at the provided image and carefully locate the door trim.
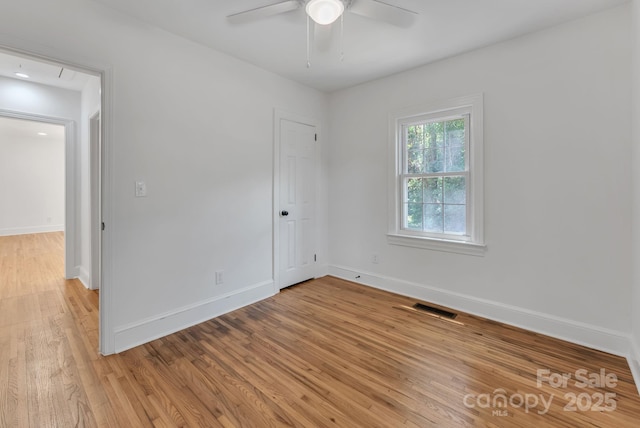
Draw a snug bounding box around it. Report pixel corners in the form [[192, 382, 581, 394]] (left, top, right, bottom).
[[272, 109, 320, 292], [89, 111, 101, 291]]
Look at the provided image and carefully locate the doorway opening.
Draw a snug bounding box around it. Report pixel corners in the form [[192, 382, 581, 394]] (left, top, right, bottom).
[[0, 46, 108, 353], [0, 117, 65, 239]]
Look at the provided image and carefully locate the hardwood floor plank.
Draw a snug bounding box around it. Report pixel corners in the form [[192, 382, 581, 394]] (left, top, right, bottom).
[[1, 232, 640, 427]]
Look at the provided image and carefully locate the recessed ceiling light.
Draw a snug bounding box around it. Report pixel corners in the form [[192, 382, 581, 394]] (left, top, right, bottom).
[[37, 132, 48, 136], [15, 72, 30, 79]]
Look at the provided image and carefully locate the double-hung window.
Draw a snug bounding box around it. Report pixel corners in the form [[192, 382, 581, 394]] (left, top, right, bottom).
[[388, 94, 485, 256]]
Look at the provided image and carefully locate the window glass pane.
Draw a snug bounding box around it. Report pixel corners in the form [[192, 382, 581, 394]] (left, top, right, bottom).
[[445, 119, 465, 145], [444, 204, 466, 235], [424, 122, 444, 149], [424, 177, 442, 203], [424, 203, 443, 233], [407, 124, 425, 150], [407, 149, 424, 173], [406, 178, 423, 203], [445, 144, 465, 172], [444, 176, 466, 204], [425, 148, 444, 173], [406, 203, 423, 230], [444, 119, 465, 172]]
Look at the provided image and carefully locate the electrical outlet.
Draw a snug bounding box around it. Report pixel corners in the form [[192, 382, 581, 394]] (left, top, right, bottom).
[[215, 270, 224, 285], [372, 254, 380, 264]]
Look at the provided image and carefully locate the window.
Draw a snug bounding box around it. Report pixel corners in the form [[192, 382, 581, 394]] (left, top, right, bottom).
[[388, 94, 485, 256]]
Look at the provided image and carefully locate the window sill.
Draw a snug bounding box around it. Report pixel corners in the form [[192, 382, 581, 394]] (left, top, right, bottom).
[[387, 234, 486, 257]]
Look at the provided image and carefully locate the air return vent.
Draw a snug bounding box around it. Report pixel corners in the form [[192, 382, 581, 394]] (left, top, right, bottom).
[[412, 303, 458, 319]]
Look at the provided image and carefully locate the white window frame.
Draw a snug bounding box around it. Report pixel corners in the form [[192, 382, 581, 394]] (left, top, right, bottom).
[[388, 94, 485, 256]]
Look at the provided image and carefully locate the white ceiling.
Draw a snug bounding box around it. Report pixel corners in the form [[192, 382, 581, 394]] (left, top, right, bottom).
[[93, 0, 628, 92], [0, 50, 93, 91]]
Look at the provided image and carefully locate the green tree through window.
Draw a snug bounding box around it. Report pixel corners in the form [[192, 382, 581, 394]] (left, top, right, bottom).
[[403, 117, 468, 236]]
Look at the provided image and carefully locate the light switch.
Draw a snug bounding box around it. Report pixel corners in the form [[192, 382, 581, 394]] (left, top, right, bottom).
[[135, 181, 147, 197]]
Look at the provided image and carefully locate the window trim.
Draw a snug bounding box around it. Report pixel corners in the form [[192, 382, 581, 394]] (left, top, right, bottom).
[[388, 94, 485, 256]]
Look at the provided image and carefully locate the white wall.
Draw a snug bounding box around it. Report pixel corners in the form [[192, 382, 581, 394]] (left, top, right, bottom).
[[0, 0, 329, 352], [631, 0, 640, 388], [0, 120, 65, 235], [328, 5, 632, 355]]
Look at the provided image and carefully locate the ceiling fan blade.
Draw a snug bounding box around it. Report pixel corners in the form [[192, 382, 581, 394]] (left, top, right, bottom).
[[227, 1, 301, 24], [349, 0, 417, 28]]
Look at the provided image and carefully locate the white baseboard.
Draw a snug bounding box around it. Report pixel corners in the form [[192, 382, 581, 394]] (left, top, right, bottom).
[[77, 266, 90, 289], [630, 338, 640, 396], [0, 224, 64, 237], [328, 265, 631, 358], [113, 280, 275, 353]]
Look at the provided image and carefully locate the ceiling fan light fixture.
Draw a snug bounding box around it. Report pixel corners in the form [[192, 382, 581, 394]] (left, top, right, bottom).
[[306, 0, 344, 25]]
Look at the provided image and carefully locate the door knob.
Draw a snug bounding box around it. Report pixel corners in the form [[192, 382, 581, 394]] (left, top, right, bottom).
[[281, 210, 289, 217]]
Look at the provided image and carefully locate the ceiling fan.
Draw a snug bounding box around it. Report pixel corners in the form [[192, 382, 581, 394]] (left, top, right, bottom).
[[227, 0, 418, 28]]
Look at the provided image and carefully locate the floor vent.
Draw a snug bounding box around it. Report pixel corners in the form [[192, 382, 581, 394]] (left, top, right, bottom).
[[412, 303, 458, 319]]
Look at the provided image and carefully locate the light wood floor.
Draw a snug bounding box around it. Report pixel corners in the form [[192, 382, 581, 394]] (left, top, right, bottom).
[[1, 232, 640, 427]]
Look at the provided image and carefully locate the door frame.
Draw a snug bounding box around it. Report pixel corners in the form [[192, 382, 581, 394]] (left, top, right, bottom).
[[89, 111, 101, 291], [272, 109, 320, 292], [0, 43, 114, 355], [0, 110, 75, 277]]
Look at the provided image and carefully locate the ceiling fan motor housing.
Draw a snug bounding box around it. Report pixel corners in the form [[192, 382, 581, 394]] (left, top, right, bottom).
[[306, 0, 346, 25]]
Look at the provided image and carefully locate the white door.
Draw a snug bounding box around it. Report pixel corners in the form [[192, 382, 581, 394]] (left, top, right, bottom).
[[279, 119, 316, 289]]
